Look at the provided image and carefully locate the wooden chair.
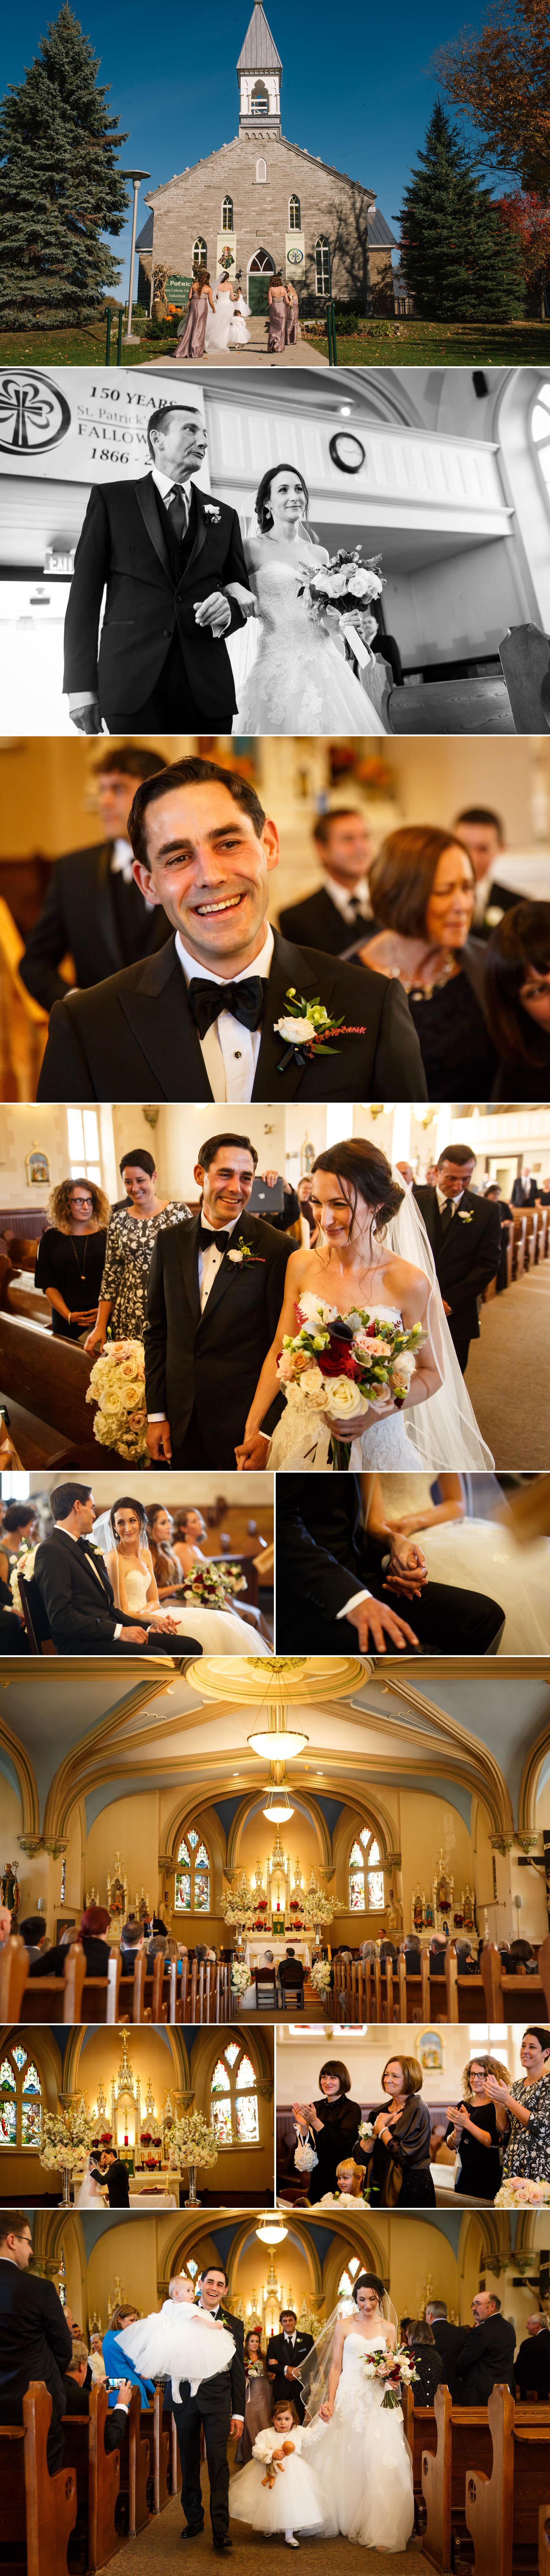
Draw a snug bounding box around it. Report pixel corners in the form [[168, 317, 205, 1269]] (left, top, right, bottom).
[[18, 1570, 56, 1656], [0, 2381, 77, 2576], [0, 1931, 29, 2021], [254, 1967, 278, 2011]]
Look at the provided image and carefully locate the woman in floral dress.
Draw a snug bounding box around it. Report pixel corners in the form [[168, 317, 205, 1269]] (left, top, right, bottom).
[[84, 1148, 190, 1349], [485, 2026, 550, 2184]]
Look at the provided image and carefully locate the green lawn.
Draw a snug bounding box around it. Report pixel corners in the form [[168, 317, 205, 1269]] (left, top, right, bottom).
[[0, 325, 178, 365], [307, 316, 550, 367]]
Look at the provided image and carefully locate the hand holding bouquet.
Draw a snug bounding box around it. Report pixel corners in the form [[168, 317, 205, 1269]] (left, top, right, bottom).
[[277, 1307, 426, 1467], [362, 2343, 417, 2408], [304, 547, 384, 668]]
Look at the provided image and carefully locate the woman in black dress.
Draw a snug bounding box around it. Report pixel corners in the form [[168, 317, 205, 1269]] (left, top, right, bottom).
[[483, 901, 550, 1099], [404, 2319, 443, 2405], [348, 826, 496, 1098], [292, 2059, 362, 2205], [445, 2049, 510, 2199], [35, 1176, 109, 1341], [359, 2053, 436, 2207]]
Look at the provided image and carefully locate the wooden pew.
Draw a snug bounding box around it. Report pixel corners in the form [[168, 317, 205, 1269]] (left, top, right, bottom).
[[480, 1937, 550, 2023], [420, 2383, 494, 2570], [153, 2387, 170, 2514], [19, 1941, 87, 2025], [402, 2387, 437, 2531], [499, 623, 550, 735], [0, 1309, 132, 1467], [444, 1945, 486, 2023], [387, 672, 514, 735], [397, 1951, 431, 2023], [0, 2381, 77, 2576], [465, 2383, 550, 2576], [0, 1931, 30, 2021], [540, 2504, 550, 2574], [115, 2387, 150, 2540], [61, 2384, 120, 2573]]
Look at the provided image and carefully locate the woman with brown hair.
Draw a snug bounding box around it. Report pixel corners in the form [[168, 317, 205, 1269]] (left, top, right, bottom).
[[483, 900, 550, 1098], [35, 1176, 109, 1340], [445, 2051, 510, 2200], [267, 273, 291, 349], [234, 2327, 272, 2464], [404, 2318, 443, 2405], [175, 268, 216, 360], [359, 2053, 436, 2206], [349, 825, 496, 1098]]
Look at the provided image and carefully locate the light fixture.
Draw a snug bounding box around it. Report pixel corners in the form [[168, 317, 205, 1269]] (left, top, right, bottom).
[[263, 1784, 294, 1823], [256, 2215, 288, 2244], [248, 1725, 308, 1760]]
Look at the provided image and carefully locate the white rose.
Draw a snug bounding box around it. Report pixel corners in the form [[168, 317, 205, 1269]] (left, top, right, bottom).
[[392, 1354, 415, 1388], [275, 1015, 314, 1044], [228, 1248, 243, 1264], [299, 1363, 327, 1404], [322, 1374, 367, 1418]]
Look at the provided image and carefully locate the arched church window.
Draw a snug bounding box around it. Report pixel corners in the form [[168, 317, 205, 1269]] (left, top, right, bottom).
[[0, 2044, 42, 2147], [58, 2246, 67, 2309], [315, 237, 331, 296], [210, 2041, 259, 2145], [252, 80, 269, 114], [192, 239, 207, 273], [221, 197, 233, 231], [338, 2257, 361, 2297], [531, 382, 550, 496], [256, 158, 267, 183], [349, 1828, 384, 1913], [175, 1827, 210, 1913], [289, 195, 301, 230]]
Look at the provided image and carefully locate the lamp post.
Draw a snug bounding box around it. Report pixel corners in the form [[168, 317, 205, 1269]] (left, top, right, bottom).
[[119, 168, 151, 343]]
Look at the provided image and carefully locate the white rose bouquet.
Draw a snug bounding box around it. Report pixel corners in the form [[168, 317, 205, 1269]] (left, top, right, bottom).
[[10, 1545, 38, 1617], [276, 1307, 426, 1467], [85, 1338, 148, 1459], [494, 2177, 550, 2207], [311, 1960, 333, 1993], [230, 1961, 251, 1995], [302, 547, 384, 670]]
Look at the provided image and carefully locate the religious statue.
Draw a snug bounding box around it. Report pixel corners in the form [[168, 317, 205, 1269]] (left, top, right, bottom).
[[1, 1863, 20, 1917]]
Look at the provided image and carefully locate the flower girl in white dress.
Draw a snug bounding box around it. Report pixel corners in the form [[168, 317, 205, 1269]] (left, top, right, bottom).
[[229, 2398, 325, 2548], [112, 2275, 235, 2401]]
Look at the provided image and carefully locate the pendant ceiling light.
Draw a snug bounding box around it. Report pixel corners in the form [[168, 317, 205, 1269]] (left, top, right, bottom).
[[256, 2214, 288, 2244]]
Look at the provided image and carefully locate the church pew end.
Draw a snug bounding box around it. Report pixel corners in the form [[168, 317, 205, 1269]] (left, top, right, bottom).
[[116, 2388, 150, 2540], [421, 2385, 495, 2572], [0, 2383, 78, 2576], [539, 2504, 550, 2574], [465, 2385, 550, 2576]]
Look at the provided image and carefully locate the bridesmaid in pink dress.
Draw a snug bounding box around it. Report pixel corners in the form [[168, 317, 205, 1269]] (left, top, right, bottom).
[[175, 269, 215, 360], [267, 275, 290, 351], [285, 285, 299, 344]]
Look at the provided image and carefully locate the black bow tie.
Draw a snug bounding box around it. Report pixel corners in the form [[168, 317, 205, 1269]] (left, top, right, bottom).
[[188, 975, 265, 1038], [197, 1220, 234, 1255]]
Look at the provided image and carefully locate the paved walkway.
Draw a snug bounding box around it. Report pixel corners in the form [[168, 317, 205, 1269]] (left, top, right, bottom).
[[143, 316, 327, 367]]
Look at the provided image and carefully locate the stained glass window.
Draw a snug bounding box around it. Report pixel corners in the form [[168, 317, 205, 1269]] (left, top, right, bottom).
[[0, 2046, 42, 2146], [187, 2258, 198, 2278], [175, 1830, 210, 1913], [12, 2046, 28, 2070], [349, 1829, 384, 1913], [225, 2043, 239, 2067], [210, 2046, 259, 2145], [338, 2257, 360, 2296]]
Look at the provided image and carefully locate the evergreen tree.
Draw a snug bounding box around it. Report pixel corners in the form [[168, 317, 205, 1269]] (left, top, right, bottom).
[[0, 6, 129, 328], [399, 100, 525, 320]]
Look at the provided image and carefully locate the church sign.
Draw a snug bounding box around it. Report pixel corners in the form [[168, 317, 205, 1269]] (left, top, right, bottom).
[[285, 230, 305, 277], [165, 275, 192, 307], [216, 232, 237, 278]]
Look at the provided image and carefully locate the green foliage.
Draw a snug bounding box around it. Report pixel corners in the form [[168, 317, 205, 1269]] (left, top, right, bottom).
[[399, 100, 526, 320], [0, 4, 129, 327]]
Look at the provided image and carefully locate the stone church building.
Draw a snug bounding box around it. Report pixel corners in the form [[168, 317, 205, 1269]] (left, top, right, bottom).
[[136, 4, 397, 315]]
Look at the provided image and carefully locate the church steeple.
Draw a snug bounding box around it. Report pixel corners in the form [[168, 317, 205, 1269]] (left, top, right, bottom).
[[237, 4, 282, 137]]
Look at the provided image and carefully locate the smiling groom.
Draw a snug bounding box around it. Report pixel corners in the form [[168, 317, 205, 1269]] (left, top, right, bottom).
[[37, 756, 428, 1103]]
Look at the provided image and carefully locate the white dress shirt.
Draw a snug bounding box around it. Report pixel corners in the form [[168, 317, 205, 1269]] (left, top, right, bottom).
[[436, 1184, 464, 1217], [110, 838, 135, 886], [175, 922, 274, 1102], [62, 1524, 122, 1640], [324, 872, 372, 925]]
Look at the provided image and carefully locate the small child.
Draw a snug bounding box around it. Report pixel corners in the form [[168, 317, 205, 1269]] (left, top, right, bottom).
[[113, 2275, 235, 2401], [228, 2396, 325, 2547]]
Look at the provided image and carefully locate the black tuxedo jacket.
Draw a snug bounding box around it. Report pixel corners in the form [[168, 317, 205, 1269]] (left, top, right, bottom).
[[266, 2330, 314, 2418], [0, 2262, 72, 2422], [144, 1210, 293, 1464], [37, 928, 427, 1104], [63, 476, 249, 725], [430, 2321, 468, 2401], [62, 2377, 127, 2448], [279, 884, 373, 956], [413, 1186, 501, 1342], [21, 842, 170, 1011], [171, 2308, 245, 2419], [511, 1176, 538, 1205], [276, 1474, 375, 1625], [455, 2313, 516, 2403], [476, 876, 524, 941], [515, 2327, 550, 2400], [33, 1527, 146, 1646], [104, 2160, 130, 2207]]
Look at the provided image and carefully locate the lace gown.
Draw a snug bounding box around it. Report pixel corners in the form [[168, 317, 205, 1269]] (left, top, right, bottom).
[[235, 560, 386, 735], [302, 2333, 414, 2551], [118, 1560, 270, 1654], [267, 1293, 423, 1471]]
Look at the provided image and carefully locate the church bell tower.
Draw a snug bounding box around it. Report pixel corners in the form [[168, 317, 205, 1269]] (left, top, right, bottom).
[[237, 4, 282, 138]]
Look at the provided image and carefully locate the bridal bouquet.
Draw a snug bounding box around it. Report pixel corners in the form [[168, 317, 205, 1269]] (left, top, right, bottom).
[[277, 1308, 426, 1467], [494, 2177, 550, 2207], [86, 1339, 148, 1460], [181, 1562, 238, 1610], [362, 2343, 417, 2407], [304, 547, 384, 668], [10, 1544, 38, 1617]]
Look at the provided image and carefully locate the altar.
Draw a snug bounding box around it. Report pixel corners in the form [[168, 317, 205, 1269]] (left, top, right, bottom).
[[245, 1938, 311, 1971]]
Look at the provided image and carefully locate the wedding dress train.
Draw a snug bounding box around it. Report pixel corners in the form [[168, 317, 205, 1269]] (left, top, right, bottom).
[[302, 2334, 414, 2551], [117, 1561, 270, 1654], [234, 561, 387, 736]]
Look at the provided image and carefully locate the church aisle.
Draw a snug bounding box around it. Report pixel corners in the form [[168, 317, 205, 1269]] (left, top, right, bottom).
[[465, 1265, 550, 1466], [106, 2477, 420, 2572]]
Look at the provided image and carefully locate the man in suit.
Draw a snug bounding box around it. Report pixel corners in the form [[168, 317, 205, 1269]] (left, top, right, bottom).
[[33, 1480, 200, 1655], [275, 1476, 505, 1656], [62, 2342, 132, 2447], [414, 1143, 502, 1376], [170, 2264, 245, 2550], [454, 2292, 516, 2404], [100, 2154, 131, 2210], [511, 1167, 539, 1206], [37, 755, 428, 1105], [266, 2311, 315, 2424], [64, 403, 251, 734], [425, 2301, 468, 2403], [144, 1130, 295, 1469], [514, 2312, 550, 2401], [278, 1950, 306, 2008], [0, 2210, 73, 2471], [454, 806, 518, 938], [20, 744, 171, 1012], [279, 808, 374, 954]]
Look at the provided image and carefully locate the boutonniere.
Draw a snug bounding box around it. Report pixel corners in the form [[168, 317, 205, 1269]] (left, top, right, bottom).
[[228, 1237, 266, 1266], [203, 501, 221, 521], [274, 987, 366, 1070], [457, 1209, 474, 1223]]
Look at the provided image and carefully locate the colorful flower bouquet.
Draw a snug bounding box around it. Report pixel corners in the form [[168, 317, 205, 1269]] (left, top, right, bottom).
[[362, 2344, 418, 2408], [277, 1308, 426, 1467], [86, 1339, 148, 1460], [494, 2177, 550, 2207], [181, 1561, 236, 1610]]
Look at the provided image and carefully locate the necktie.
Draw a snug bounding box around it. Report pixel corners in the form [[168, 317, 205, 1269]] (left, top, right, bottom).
[[440, 1200, 455, 1234], [348, 895, 368, 921], [188, 975, 265, 1038], [197, 1221, 233, 1254], [165, 484, 190, 542]]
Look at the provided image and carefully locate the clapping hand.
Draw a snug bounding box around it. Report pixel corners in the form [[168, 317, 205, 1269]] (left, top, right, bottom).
[[447, 2104, 465, 2132], [484, 2075, 509, 2102]]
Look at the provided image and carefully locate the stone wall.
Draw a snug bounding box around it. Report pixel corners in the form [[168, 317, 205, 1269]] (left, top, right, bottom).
[[145, 131, 383, 309]]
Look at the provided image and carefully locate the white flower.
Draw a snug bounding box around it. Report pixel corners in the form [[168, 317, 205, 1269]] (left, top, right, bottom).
[[275, 1014, 315, 1045], [321, 1374, 368, 1418], [228, 1247, 244, 1264], [298, 1364, 327, 1404], [391, 1353, 415, 1388]]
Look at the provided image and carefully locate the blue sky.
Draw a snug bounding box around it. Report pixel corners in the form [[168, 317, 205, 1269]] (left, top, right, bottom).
[[5, 0, 494, 286]]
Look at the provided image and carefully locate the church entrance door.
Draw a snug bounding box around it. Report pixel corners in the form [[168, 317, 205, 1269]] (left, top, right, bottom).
[[248, 249, 275, 313]]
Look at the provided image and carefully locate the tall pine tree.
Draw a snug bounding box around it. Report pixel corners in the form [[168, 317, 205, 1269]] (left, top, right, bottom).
[[0, 6, 129, 327], [399, 100, 525, 320]]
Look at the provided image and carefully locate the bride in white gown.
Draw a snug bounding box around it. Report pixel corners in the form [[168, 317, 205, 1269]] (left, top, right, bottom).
[[94, 1498, 270, 1653], [204, 274, 238, 352], [74, 2156, 105, 2209], [242, 1140, 493, 1473], [301, 2273, 414, 2550], [226, 462, 388, 736]]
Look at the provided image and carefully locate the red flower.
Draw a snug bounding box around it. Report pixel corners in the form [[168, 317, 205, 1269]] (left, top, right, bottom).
[[322, 1337, 360, 1379]]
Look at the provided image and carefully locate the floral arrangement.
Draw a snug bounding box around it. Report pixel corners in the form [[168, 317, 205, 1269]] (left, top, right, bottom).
[[220, 1562, 247, 1596], [362, 2343, 417, 2408], [223, 1871, 257, 1935], [181, 1562, 238, 1610], [294, 2136, 318, 2173], [86, 1339, 148, 1460], [165, 2110, 219, 2173], [274, 988, 347, 1063], [40, 2098, 94, 2174], [230, 1961, 251, 1995], [276, 1308, 426, 1469], [300, 1880, 345, 1930], [10, 1545, 38, 1617], [494, 2177, 550, 2207], [307, 546, 384, 620], [358, 2119, 375, 2144], [311, 1960, 333, 1993]]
